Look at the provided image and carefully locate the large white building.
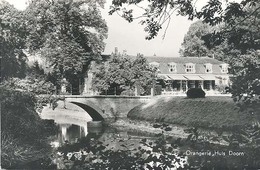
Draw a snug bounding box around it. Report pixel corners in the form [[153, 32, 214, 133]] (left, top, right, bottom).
[[147, 56, 230, 95]]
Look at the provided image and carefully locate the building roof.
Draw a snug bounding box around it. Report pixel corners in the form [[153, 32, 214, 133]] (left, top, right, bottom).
[[97, 55, 228, 75], [145, 56, 225, 65], [145, 56, 227, 75]]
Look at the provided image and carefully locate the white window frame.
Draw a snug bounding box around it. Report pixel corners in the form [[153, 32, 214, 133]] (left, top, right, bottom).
[[168, 62, 177, 73], [205, 63, 213, 73], [185, 63, 195, 73], [220, 64, 228, 73], [149, 62, 160, 68]]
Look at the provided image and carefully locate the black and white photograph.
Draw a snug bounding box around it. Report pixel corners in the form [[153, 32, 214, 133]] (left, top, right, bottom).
[[1, 0, 260, 169]]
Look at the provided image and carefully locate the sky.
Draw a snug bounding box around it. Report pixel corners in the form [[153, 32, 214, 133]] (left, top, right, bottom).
[[4, 0, 213, 57]]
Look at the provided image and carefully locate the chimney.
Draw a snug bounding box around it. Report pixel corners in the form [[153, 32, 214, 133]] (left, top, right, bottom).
[[115, 47, 118, 54]]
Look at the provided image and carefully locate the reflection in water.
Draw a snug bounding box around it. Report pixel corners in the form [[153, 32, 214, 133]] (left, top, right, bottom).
[[40, 110, 93, 147], [40, 101, 94, 147], [50, 123, 89, 148], [59, 124, 88, 144]]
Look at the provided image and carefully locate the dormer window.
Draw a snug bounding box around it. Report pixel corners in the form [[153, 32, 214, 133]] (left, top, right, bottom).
[[168, 62, 177, 73], [186, 63, 195, 73], [149, 62, 160, 68], [205, 63, 212, 73], [220, 64, 228, 73]]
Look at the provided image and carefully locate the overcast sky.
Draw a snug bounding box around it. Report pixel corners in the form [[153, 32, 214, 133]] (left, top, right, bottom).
[[5, 0, 221, 57]]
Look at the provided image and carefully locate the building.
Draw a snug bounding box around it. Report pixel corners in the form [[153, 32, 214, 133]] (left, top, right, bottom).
[[79, 55, 230, 96], [147, 57, 230, 95]]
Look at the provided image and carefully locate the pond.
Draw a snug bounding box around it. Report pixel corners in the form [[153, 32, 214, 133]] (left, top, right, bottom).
[[38, 104, 260, 169]]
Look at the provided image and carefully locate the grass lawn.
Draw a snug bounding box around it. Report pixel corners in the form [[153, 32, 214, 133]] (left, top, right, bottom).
[[128, 96, 253, 130]]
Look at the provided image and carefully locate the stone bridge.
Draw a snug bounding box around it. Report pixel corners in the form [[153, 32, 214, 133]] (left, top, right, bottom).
[[62, 95, 151, 122]]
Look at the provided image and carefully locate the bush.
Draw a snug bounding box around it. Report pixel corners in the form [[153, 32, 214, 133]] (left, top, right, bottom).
[[187, 88, 205, 98], [120, 89, 135, 96], [0, 86, 57, 168]]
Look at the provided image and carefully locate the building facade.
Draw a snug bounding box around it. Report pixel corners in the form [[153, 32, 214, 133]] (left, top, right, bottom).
[[80, 56, 230, 96], [147, 57, 230, 95]]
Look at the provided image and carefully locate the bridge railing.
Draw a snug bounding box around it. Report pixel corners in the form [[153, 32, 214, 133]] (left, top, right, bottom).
[[61, 95, 151, 99]]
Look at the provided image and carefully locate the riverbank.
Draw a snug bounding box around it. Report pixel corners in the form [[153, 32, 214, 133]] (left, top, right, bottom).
[[110, 118, 231, 146], [128, 96, 253, 130], [111, 118, 189, 138]]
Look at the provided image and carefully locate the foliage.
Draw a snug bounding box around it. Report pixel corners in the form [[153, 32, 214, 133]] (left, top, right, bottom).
[[186, 88, 206, 98], [56, 132, 188, 169], [92, 53, 156, 95], [231, 52, 260, 119], [53, 121, 260, 169], [109, 0, 258, 40], [0, 1, 28, 80], [2, 77, 55, 95], [120, 89, 135, 96], [24, 0, 108, 86], [179, 21, 212, 57], [0, 86, 57, 168], [179, 3, 260, 121]]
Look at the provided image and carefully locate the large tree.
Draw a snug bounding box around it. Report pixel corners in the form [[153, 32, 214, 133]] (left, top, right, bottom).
[[0, 1, 28, 80], [181, 3, 260, 119], [110, 0, 260, 119], [179, 20, 211, 57], [109, 0, 259, 40], [24, 0, 108, 88], [92, 53, 155, 95]]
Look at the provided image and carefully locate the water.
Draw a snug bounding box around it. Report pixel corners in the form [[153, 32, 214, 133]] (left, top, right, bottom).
[[46, 121, 260, 169], [39, 104, 260, 169]]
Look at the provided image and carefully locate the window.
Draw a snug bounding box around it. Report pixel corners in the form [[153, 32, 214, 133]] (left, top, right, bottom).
[[168, 62, 177, 73], [220, 64, 228, 73], [205, 63, 212, 73], [186, 63, 195, 73], [149, 62, 160, 68]]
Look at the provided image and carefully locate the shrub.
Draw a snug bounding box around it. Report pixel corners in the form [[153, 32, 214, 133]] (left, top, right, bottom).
[[0, 86, 57, 168], [187, 88, 205, 98], [120, 89, 135, 96]]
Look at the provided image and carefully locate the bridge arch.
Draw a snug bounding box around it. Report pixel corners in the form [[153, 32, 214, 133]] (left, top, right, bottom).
[[70, 102, 105, 121]]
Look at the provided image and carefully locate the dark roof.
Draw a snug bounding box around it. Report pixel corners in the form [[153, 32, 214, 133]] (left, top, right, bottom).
[[145, 57, 227, 75], [145, 56, 225, 64], [97, 55, 228, 74]]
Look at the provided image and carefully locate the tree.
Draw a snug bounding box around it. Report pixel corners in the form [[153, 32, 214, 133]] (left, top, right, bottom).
[[179, 20, 211, 57], [24, 0, 108, 89], [109, 0, 259, 40], [0, 1, 28, 80], [181, 3, 260, 119], [92, 53, 155, 95], [110, 0, 260, 118]]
